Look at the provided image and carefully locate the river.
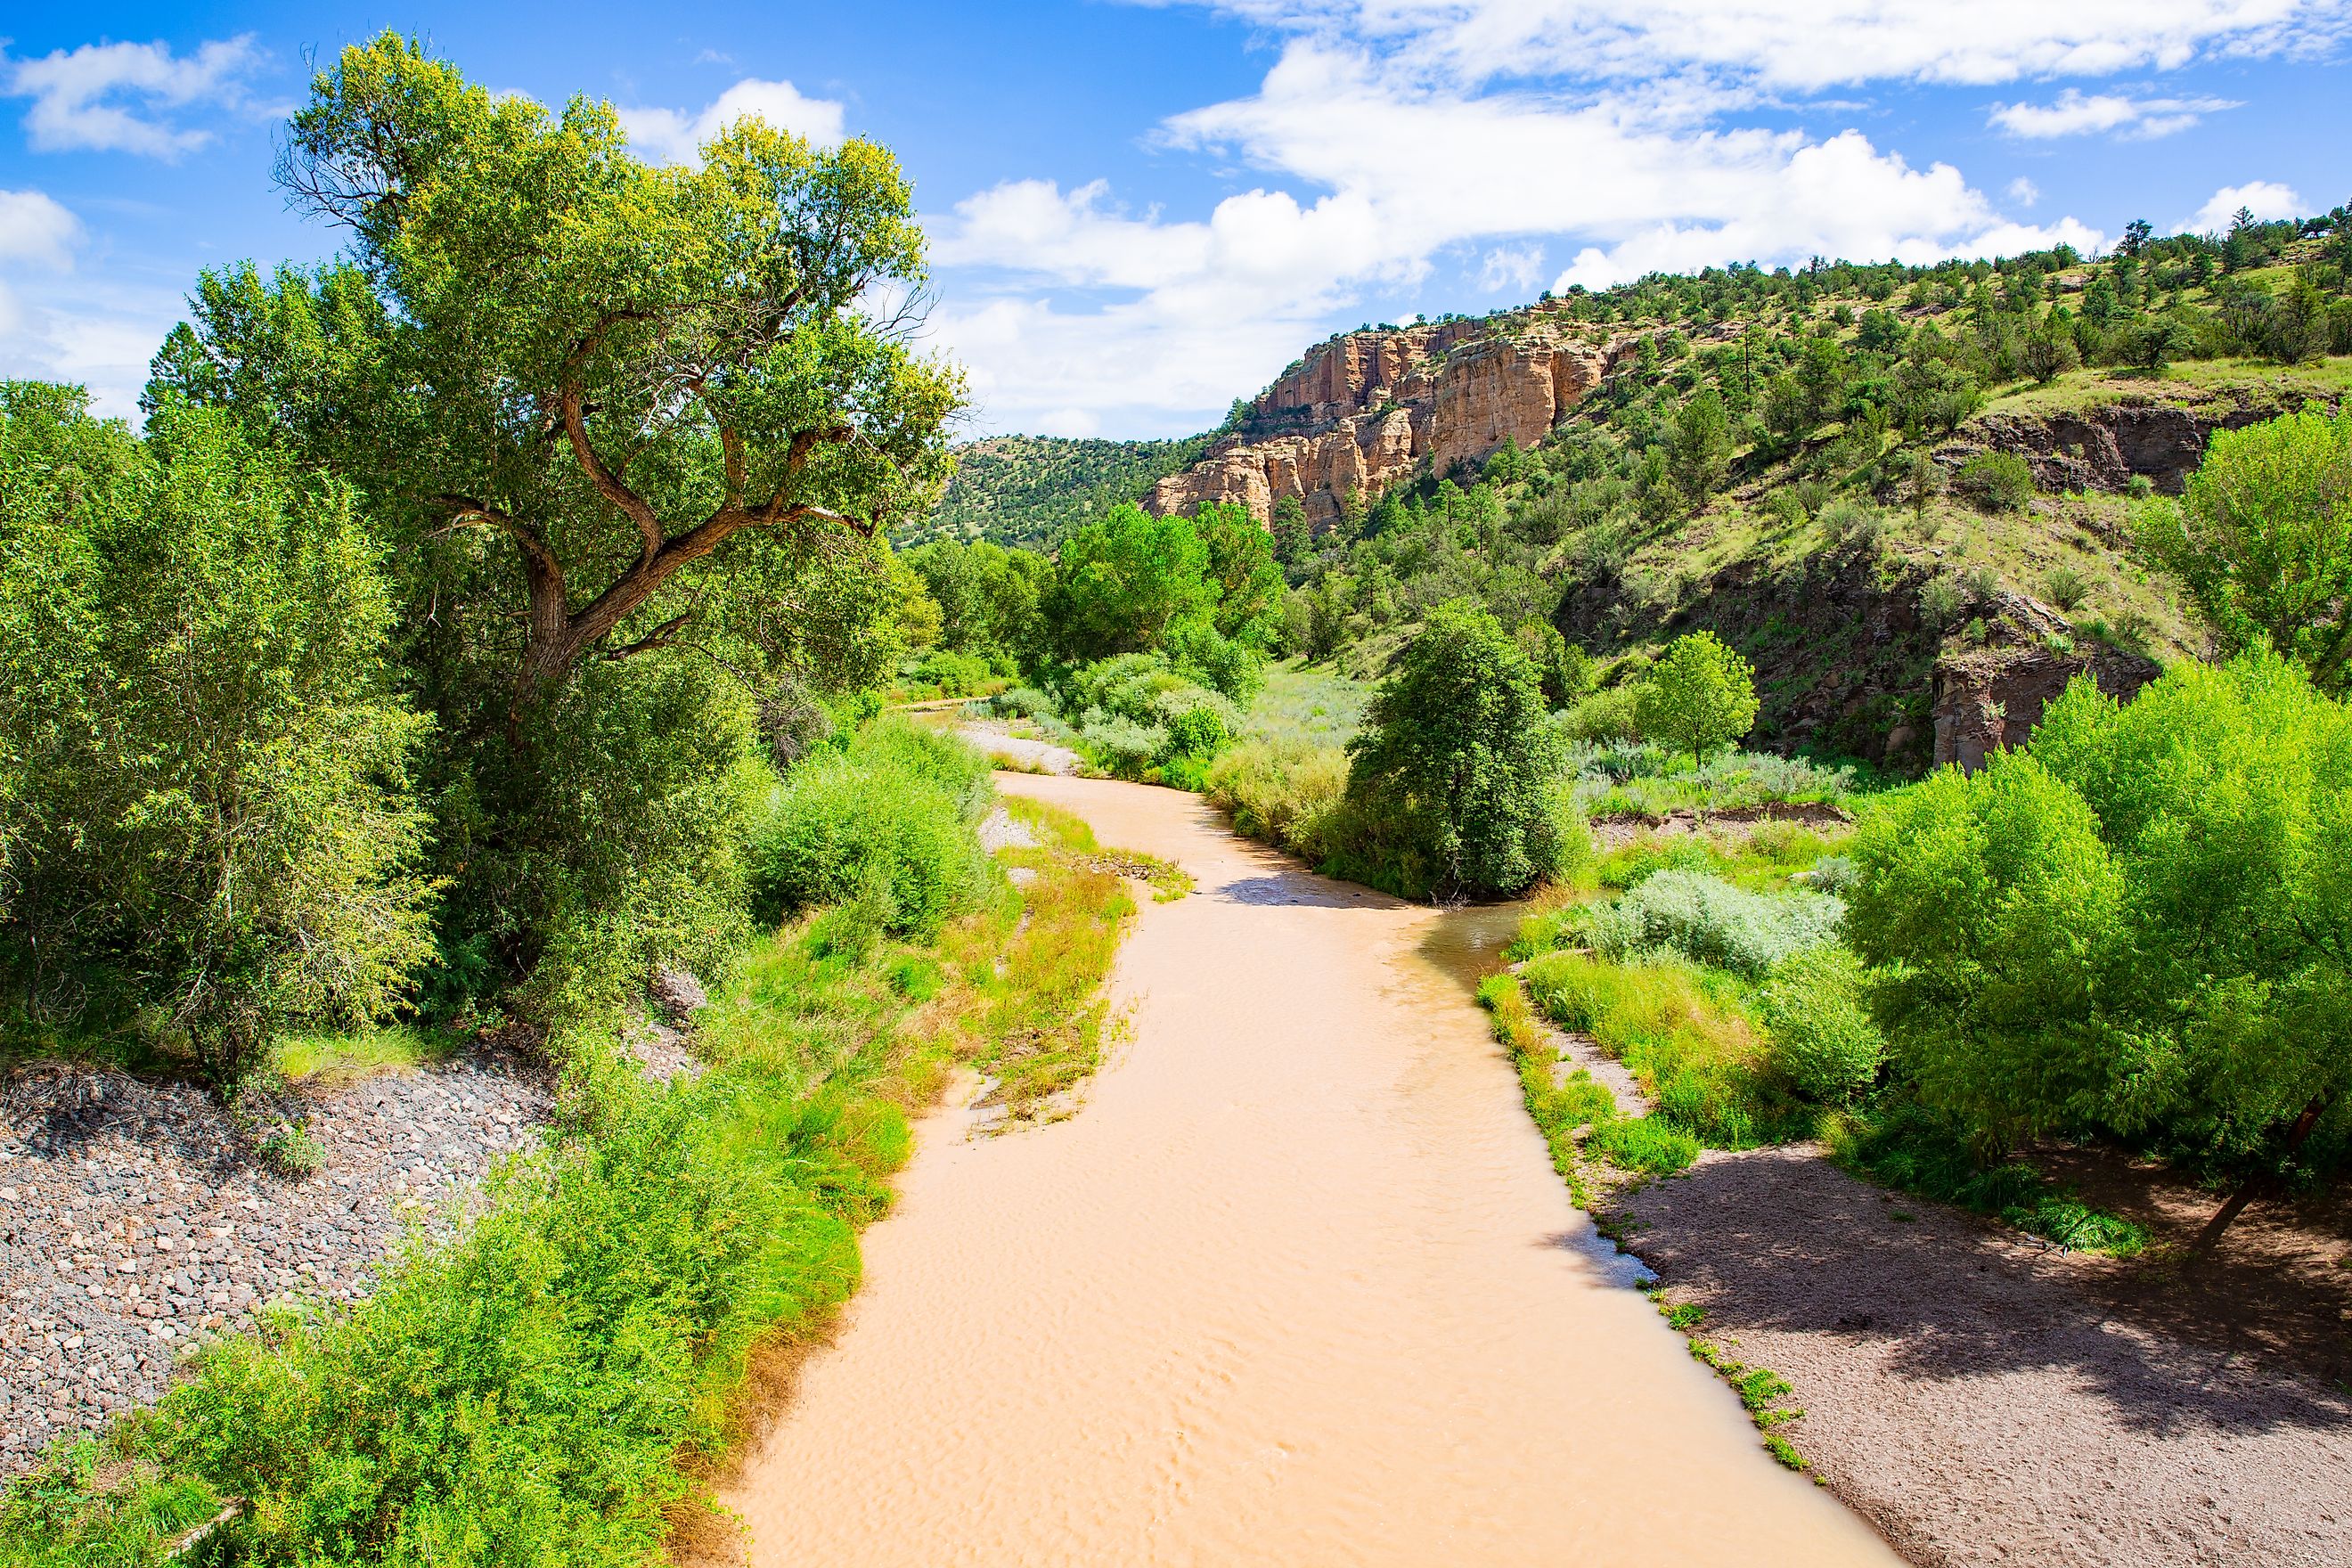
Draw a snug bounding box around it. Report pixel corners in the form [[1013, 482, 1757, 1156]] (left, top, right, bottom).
[[723, 772, 1897, 1565]]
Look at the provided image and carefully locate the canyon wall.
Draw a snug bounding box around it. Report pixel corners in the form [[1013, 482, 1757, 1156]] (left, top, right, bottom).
[[1148, 312, 1633, 527]]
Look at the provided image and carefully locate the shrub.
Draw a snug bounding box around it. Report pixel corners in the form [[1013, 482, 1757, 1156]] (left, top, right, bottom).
[[1819, 497, 1883, 550], [907, 648, 992, 697], [1759, 944, 1883, 1101], [746, 722, 990, 937], [1595, 870, 1846, 978], [1561, 685, 1644, 745], [2036, 562, 2091, 613], [0, 392, 435, 1076], [1954, 451, 2035, 512], [1918, 574, 1965, 629]]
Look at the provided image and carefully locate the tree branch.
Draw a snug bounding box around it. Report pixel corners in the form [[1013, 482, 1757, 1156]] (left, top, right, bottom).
[[602, 611, 695, 661], [559, 317, 665, 562]]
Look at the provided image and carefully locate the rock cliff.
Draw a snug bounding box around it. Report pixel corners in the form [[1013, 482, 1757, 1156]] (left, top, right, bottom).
[[1148, 310, 1635, 527]]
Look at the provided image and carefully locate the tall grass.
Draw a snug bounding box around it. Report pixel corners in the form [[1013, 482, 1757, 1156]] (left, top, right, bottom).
[[1519, 949, 1816, 1147], [1203, 734, 1350, 862]]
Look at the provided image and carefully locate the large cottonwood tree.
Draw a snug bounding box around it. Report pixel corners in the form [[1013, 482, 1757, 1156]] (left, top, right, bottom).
[[151, 33, 960, 736]]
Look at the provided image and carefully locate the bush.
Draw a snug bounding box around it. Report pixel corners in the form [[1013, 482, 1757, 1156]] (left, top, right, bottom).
[[1593, 870, 1845, 978], [1917, 573, 1965, 629], [746, 722, 990, 937], [1954, 451, 2035, 512], [2036, 562, 2091, 613], [907, 648, 992, 697], [1758, 944, 1883, 1101], [0, 392, 435, 1076], [1820, 497, 1883, 550], [1561, 685, 1644, 744]]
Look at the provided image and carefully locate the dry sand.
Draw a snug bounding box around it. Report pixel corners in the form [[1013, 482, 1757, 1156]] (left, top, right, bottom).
[[1616, 1147, 2352, 1567], [723, 774, 1894, 1567]]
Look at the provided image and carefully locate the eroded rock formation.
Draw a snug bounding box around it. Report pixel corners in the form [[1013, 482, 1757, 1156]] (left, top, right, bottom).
[[1931, 594, 2158, 772], [1149, 311, 1634, 526]]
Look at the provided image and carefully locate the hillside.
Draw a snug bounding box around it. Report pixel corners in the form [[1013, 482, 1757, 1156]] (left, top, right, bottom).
[[902, 432, 1212, 548], [1132, 214, 2352, 769]]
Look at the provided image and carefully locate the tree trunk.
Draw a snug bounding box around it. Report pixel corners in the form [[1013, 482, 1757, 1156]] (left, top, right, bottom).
[[2192, 1092, 2329, 1255]]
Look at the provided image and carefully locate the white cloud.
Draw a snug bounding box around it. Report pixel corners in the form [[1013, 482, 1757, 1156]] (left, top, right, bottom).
[[1180, 1, 2349, 90], [4, 36, 264, 159], [1987, 87, 2238, 138], [2183, 179, 2306, 232], [2006, 176, 2041, 207], [1478, 242, 1545, 291], [931, 38, 2115, 434], [617, 78, 846, 165], [0, 189, 84, 269]]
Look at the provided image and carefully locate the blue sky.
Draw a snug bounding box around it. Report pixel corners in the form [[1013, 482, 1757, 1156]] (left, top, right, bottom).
[[3, 2, 2347, 438]]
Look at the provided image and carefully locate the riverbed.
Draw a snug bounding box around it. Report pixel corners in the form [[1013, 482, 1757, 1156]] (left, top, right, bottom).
[[723, 773, 1895, 1565]]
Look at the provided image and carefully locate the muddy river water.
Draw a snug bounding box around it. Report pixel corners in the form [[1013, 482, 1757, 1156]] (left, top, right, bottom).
[[726, 773, 1897, 1566]]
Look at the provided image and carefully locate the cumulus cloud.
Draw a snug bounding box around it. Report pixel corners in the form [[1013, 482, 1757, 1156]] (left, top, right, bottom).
[[0, 191, 177, 420], [931, 40, 2113, 433], [935, 0, 2332, 432], [0, 189, 84, 270], [618, 78, 846, 165], [4, 36, 264, 158], [1987, 87, 2238, 138], [2183, 179, 2306, 232]]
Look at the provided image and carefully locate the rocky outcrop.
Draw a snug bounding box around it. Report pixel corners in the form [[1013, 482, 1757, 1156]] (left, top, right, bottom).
[[1931, 594, 2159, 772], [1961, 386, 2340, 496], [1149, 311, 1634, 526]]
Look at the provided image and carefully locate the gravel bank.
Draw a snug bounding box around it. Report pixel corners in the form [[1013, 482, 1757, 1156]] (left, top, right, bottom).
[[1615, 1145, 2352, 1568], [0, 1051, 552, 1474]]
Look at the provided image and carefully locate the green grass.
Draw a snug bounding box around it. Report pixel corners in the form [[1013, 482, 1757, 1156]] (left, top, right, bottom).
[[271, 1025, 454, 1084], [1240, 659, 1373, 747], [1825, 1099, 2150, 1257], [1517, 949, 1817, 1148]]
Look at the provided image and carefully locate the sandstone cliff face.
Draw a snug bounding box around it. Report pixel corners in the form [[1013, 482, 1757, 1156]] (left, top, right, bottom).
[[1148, 311, 1632, 526]]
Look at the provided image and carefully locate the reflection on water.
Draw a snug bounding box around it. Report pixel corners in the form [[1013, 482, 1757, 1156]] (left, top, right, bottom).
[[1415, 900, 1530, 996]]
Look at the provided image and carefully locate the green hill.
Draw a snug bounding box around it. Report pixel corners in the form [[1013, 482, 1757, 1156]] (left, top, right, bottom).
[[901, 433, 1212, 549]]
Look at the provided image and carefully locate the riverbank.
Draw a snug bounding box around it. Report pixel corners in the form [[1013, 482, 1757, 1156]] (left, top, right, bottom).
[[718, 772, 1893, 1565]]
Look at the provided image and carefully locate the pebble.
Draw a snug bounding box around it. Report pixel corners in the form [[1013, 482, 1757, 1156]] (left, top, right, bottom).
[[0, 1049, 554, 1476]]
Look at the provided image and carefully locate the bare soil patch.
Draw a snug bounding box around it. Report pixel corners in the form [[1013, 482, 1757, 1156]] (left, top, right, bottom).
[[1605, 1145, 2352, 1567]]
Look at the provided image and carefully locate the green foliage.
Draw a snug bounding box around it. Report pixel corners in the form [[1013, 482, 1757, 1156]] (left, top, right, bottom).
[[1042, 502, 1218, 661], [1205, 735, 1351, 863], [1850, 654, 2352, 1179], [901, 538, 1049, 664], [1341, 600, 1586, 897], [1667, 388, 1735, 502], [1520, 948, 1808, 1147], [1953, 451, 2036, 512], [907, 434, 1209, 549], [0, 388, 435, 1075], [1515, 620, 1589, 707], [747, 722, 991, 937], [1588, 1115, 1700, 1174], [2136, 404, 2352, 690], [1586, 870, 1845, 978], [1758, 944, 1884, 1102], [1829, 1099, 2149, 1255], [1634, 632, 1760, 764]]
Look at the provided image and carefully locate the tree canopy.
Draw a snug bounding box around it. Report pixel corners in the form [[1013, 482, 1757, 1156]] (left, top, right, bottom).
[[151, 32, 961, 733]]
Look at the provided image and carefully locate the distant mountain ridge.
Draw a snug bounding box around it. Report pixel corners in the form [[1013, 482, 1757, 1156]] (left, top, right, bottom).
[[902, 432, 1209, 549]]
